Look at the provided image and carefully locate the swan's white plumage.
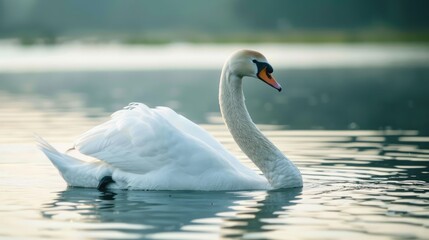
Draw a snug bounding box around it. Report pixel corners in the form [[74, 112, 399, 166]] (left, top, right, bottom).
[[38, 103, 270, 190], [37, 49, 302, 191]]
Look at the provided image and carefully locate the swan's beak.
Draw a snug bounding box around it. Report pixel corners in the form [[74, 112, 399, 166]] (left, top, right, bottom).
[[257, 67, 282, 92]]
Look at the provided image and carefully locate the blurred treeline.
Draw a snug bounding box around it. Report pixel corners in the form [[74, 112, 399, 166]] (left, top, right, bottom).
[[1, 0, 428, 44]]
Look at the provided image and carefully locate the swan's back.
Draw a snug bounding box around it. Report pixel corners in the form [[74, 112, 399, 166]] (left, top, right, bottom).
[[71, 103, 268, 190]]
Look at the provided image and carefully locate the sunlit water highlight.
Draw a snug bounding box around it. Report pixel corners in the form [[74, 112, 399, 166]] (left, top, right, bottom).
[[1, 43, 429, 73], [0, 46, 428, 239]]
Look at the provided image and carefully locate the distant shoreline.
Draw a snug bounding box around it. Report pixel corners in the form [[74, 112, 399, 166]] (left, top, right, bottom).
[[4, 30, 429, 46]]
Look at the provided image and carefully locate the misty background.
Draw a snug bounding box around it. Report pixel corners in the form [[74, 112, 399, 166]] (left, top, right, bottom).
[[1, 0, 429, 44]]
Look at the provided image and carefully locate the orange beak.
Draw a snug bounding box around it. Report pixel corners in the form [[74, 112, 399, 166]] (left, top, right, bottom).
[[257, 67, 282, 92]]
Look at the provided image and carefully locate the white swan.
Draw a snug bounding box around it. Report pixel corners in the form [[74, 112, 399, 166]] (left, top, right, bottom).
[[37, 50, 302, 191]]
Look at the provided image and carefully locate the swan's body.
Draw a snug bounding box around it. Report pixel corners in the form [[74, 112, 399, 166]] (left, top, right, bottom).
[[38, 50, 302, 191]]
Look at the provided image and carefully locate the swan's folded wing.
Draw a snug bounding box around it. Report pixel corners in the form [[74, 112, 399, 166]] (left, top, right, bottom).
[[73, 104, 174, 174], [73, 103, 236, 174]]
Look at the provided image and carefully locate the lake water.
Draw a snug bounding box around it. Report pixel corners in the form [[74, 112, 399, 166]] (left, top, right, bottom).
[[0, 44, 428, 239]]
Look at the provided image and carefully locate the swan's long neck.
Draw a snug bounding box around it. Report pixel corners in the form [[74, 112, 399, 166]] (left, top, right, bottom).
[[219, 63, 302, 188]]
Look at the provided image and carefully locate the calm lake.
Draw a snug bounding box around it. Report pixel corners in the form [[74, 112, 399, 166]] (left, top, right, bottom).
[[0, 44, 428, 239]]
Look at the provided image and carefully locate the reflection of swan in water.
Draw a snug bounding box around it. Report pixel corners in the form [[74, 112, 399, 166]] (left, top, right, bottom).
[[41, 188, 301, 238], [36, 50, 302, 191], [220, 188, 302, 239]]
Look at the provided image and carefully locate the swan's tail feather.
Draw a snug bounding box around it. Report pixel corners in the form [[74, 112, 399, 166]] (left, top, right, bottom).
[[35, 135, 109, 188], [35, 134, 83, 172], [34, 134, 57, 153]]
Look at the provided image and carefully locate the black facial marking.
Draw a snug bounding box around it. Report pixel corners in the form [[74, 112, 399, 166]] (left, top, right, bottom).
[[252, 59, 274, 78]]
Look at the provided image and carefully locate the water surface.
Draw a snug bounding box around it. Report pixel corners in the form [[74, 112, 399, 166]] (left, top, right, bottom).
[[0, 47, 428, 239]]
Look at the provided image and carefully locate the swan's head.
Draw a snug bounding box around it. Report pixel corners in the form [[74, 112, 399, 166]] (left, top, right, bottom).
[[228, 49, 282, 92]]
